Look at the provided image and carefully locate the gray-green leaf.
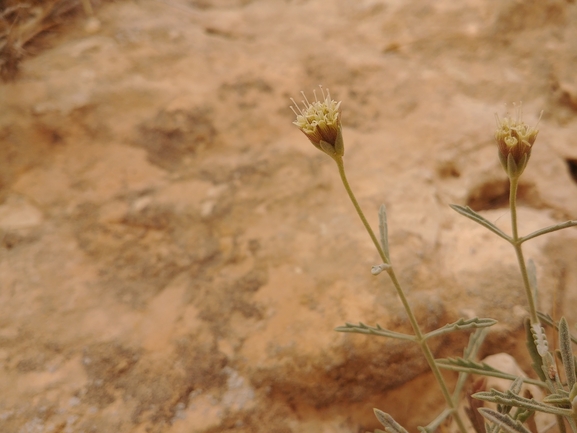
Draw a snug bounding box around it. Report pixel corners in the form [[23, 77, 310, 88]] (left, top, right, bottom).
[[473, 389, 573, 416], [478, 408, 532, 433], [335, 322, 416, 342], [379, 205, 390, 262], [559, 317, 576, 390], [449, 204, 512, 242], [520, 220, 577, 244], [424, 317, 497, 340], [436, 358, 546, 388], [374, 409, 409, 433]]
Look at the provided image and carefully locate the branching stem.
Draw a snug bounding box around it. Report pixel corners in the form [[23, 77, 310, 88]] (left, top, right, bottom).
[[334, 155, 468, 433]]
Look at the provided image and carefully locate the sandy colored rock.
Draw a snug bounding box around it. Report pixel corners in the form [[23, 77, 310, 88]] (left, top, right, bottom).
[[2, 1, 577, 432]]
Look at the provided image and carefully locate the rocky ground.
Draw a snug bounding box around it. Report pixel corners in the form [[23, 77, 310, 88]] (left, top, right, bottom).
[[2, 0, 577, 432]]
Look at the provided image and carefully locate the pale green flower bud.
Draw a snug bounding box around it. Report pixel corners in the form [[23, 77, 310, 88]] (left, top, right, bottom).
[[494, 105, 540, 179], [290, 86, 344, 158]]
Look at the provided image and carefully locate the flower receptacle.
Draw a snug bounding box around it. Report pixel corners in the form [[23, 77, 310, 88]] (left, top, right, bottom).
[[290, 86, 344, 159], [494, 105, 540, 180]]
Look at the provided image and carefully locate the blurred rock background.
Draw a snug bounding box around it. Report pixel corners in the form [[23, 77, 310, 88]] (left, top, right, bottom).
[[1, 0, 577, 432]]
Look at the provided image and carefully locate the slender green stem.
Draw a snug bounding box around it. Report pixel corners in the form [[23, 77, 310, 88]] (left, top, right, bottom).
[[510, 174, 568, 432], [334, 155, 468, 433], [509, 177, 539, 325], [334, 156, 388, 264]]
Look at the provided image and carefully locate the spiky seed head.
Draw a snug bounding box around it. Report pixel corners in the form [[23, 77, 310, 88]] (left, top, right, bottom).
[[290, 86, 344, 158], [494, 104, 541, 179]]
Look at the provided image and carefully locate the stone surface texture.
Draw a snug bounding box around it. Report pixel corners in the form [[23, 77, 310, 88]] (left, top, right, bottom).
[[1, 0, 577, 432]]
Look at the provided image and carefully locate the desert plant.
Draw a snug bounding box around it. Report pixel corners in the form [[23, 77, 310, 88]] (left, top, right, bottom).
[[290, 89, 577, 433]]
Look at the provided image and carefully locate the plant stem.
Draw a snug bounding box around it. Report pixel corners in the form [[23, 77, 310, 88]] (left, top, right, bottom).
[[334, 155, 468, 433], [334, 156, 388, 264], [509, 178, 572, 433], [509, 177, 540, 325]]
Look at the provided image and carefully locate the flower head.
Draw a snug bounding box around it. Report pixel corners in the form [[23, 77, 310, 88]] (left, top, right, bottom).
[[494, 104, 541, 179], [290, 86, 344, 158]]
